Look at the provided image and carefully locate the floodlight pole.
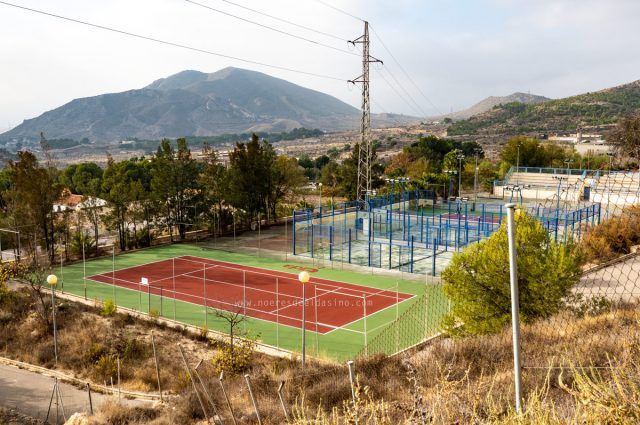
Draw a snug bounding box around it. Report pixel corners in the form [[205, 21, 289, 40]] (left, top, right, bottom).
[[318, 183, 323, 226], [457, 154, 465, 197], [505, 204, 523, 413], [474, 149, 481, 202], [298, 271, 310, 371], [47, 274, 59, 364]]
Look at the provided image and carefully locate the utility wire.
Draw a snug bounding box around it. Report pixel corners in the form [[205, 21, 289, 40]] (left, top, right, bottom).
[[370, 25, 443, 115], [311, 0, 365, 22], [378, 67, 426, 117], [214, 0, 348, 42], [185, 0, 358, 57], [0, 0, 347, 81], [374, 68, 424, 118], [352, 44, 424, 118]]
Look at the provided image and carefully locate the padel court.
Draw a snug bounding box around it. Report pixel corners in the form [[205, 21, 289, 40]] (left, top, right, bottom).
[[87, 255, 413, 334]]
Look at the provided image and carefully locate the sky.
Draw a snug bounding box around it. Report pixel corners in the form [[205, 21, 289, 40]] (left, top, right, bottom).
[[1, 0, 640, 132]]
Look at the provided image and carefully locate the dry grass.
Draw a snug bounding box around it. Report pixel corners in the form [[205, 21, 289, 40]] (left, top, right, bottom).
[[2, 285, 640, 424]]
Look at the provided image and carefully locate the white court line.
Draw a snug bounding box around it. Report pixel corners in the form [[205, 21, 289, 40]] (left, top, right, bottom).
[[89, 255, 417, 334], [85, 274, 355, 335], [86, 273, 400, 335], [175, 255, 413, 298]]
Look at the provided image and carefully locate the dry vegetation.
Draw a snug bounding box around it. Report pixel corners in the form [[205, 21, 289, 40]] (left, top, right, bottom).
[[2, 274, 640, 424], [582, 205, 640, 264]]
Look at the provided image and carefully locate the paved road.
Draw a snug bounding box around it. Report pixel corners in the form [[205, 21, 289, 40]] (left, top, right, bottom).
[[0, 364, 152, 424], [577, 254, 640, 301]]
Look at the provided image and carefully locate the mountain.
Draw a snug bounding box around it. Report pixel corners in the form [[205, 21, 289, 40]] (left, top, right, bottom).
[[447, 80, 640, 136], [1, 67, 415, 145], [444, 92, 550, 120]]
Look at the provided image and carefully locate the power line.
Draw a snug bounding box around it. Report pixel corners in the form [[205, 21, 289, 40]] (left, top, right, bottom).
[[377, 67, 426, 117], [370, 25, 443, 115], [185, 0, 358, 57], [311, 0, 365, 22], [214, 0, 348, 42], [352, 43, 425, 118], [374, 68, 423, 117], [0, 0, 347, 82]]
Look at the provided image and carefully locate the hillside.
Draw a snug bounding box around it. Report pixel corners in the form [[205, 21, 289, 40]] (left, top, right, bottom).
[[0, 67, 417, 146], [448, 80, 640, 136], [443, 92, 550, 120]]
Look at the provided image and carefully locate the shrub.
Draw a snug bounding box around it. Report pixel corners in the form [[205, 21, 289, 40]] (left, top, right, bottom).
[[212, 339, 255, 374], [83, 343, 107, 365], [442, 211, 583, 336], [101, 299, 117, 316], [93, 354, 118, 382], [581, 205, 640, 263]]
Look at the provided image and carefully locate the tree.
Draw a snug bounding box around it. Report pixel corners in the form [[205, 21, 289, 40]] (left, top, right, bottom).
[[102, 156, 151, 251], [198, 143, 228, 236], [319, 161, 341, 204], [150, 139, 200, 241], [500, 136, 547, 168], [441, 211, 582, 336], [608, 113, 640, 160], [269, 155, 307, 218], [500, 136, 575, 169], [6, 151, 62, 263], [227, 134, 276, 223]]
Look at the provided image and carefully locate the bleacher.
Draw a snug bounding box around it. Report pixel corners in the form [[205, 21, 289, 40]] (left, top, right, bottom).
[[509, 171, 583, 189], [494, 167, 588, 202], [495, 167, 640, 206], [594, 171, 640, 194]]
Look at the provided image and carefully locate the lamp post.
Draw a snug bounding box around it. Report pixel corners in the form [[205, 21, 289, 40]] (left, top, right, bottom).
[[318, 183, 323, 226], [444, 170, 457, 199], [474, 148, 482, 202], [457, 154, 465, 197], [606, 152, 615, 218], [47, 274, 59, 364], [232, 210, 236, 246], [564, 158, 572, 175], [298, 271, 310, 371]]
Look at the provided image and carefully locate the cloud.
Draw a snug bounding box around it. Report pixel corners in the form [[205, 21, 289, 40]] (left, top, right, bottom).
[[0, 0, 639, 126]]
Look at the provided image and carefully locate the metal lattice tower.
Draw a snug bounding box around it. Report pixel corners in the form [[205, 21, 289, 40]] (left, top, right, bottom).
[[350, 21, 381, 204]]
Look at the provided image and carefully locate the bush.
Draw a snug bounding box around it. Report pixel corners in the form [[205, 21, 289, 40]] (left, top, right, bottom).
[[581, 205, 640, 263], [212, 339, 255, 374], [442, 211, 583, 335], [93, 354, 118, 382], [101, 299, 117, 316]]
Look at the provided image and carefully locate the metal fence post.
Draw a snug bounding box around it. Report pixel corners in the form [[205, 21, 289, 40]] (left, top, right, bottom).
[[244, 374, 262, 425], [505, 203, 523, 413]]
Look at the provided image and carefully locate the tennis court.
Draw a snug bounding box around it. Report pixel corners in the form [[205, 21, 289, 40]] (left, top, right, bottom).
[[87, 255, 413, 334]]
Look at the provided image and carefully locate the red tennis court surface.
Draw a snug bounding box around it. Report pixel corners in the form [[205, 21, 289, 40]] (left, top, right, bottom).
[[88, 256, 413, 334]]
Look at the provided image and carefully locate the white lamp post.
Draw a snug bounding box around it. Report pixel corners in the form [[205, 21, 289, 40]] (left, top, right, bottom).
[[298, 270, 310, 371], [47, 274, 59, 364]]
